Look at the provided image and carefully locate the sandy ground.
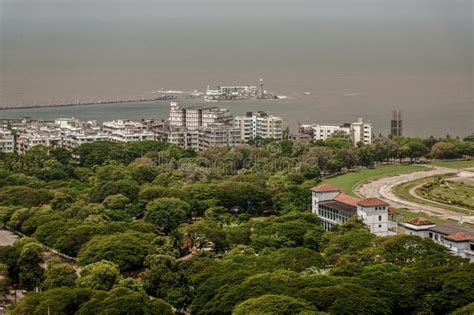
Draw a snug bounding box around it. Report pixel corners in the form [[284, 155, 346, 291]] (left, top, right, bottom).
[[355, 166, 474, 224], [0, 229, 18, 246]]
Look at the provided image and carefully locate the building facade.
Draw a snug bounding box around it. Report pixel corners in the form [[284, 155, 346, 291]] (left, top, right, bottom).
[[405, 218, 474, 262], [391, 110, 402, 137], [169, 102, 232, 130], [299, 118, 373, 145], [234, 111, 283, 142], [311, 184, 390, 236], [0, 130, 15, 153]]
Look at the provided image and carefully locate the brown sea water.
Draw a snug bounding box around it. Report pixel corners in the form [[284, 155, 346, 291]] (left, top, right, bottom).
[[0, 0, 472, 137]]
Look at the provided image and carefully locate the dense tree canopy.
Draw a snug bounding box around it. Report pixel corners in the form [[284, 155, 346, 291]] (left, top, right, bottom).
[[0, 138, 472, 314]]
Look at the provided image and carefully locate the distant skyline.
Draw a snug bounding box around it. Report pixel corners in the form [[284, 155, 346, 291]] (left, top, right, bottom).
[[0, 0, 472, 137]]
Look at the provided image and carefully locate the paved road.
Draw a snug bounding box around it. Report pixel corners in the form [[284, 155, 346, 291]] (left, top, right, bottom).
[[355, 166, 474, 224], [0, 229, 18, 246]]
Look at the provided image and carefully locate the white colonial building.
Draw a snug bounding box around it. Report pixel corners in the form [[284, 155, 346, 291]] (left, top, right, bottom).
[[311, 184, 391, 236], [405, 218, 474, 262]]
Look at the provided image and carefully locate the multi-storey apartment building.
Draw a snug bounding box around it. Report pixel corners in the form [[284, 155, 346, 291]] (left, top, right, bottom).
[[234, 111, 283, 142], [169, 102, 232, 130], [198, 124, 241, 150], [351, 118, 373, 145], [0, 130, 15, 153], [299, 118, 373, 145], [154, 121, 240, 151]]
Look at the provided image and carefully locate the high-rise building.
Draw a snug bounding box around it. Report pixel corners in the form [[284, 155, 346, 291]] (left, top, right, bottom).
[[351, 118, 373, 145], [234, 111, 283, 142], [169, 102, 232, 130], [391, 110, 402, 137]]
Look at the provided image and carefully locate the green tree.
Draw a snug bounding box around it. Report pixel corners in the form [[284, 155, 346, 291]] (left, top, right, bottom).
[[42, 260, 78, 290], [404, 138, 429, 162], [78, 232, 152, 271], [77, 260, 120, 291], [233, 294, 317, 315], [17, 241, 44, 290], [145, 197, 191, 233]]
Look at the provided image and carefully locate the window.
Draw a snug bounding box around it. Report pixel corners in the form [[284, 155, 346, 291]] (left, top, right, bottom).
[[429, 232, 433, 239], [379, 215, 382, 221], [378, 224, 382, 228]]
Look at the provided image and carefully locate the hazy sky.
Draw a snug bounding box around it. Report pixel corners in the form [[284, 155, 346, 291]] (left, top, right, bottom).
[[0, 0, 472, 136]]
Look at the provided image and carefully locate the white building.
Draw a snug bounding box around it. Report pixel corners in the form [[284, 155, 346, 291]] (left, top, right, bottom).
[[405, 218, 474, 262], [234, 111, 283, 142], [300, 118, 373, 145], [62, 133, 109, 150], [16, 133, 62, 154], [0, 130, 15, 153], [198, 124, 241, 150], [311, 184, 391, 236], [169, 102, 233, 130], [205, 85, 258, 100], [351, 118, 373, 145], [154, 121, 241, 151]]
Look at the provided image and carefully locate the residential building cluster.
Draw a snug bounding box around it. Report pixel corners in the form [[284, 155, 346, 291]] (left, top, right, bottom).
[[0, 102, 283, 154], [298, 117, 373, 145]]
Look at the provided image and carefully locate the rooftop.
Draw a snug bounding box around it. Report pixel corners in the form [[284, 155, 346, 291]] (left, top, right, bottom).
[[312, 184, 340, 193], [445, 232, 474, 242], [319, 200, 357, 215], [429, 224, 474, 240], [334, 193, 361, 207], [357, 198, 389, 207], [407, 217, 435, 226]]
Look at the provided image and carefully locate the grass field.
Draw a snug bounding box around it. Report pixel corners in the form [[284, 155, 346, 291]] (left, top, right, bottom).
[[392, 174, 474, 215], [419, 180, 474, 210], [321, 162, 474, 226], [430, 160, 474, 169], [321, 164, 428, 196]]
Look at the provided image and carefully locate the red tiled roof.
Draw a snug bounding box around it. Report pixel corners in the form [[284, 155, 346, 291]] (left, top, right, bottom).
[[334, 193, 361, 207], [311, 184, 340, 193], [388, 207, 398, 215], [407, 217, 434, 226], [357, 198, 389, 207], [446, 232, 474, 242]]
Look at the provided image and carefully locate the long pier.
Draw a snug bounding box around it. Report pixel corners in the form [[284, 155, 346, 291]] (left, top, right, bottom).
[[0, 98, 162, 110]]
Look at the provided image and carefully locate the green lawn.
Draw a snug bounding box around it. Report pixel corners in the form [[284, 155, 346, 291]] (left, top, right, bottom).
[[430, 160, 474, 169], [321, 164, 428, 196]]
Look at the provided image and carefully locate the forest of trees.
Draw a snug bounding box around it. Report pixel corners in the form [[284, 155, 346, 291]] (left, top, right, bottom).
[[0, 135, 473, 314]]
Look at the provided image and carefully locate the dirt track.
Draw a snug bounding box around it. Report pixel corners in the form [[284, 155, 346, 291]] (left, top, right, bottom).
[[355, 166, 474, 224], [0, 229, 18, 246]]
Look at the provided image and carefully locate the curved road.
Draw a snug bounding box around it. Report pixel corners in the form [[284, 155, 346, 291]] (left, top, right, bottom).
[[355, 166, 474, 224]]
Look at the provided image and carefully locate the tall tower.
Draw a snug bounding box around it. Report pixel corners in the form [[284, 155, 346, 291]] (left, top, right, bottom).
[[259, 78, 264, 98], [390, 110, 402, 137]]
